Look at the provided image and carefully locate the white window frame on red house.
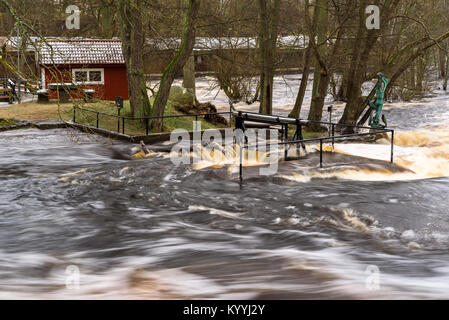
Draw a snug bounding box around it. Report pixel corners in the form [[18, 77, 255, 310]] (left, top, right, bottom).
[[72, 68, 105, 85]]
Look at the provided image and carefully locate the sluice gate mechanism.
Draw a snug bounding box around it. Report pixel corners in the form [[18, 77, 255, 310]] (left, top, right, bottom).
[[233, 111, 395, 182]]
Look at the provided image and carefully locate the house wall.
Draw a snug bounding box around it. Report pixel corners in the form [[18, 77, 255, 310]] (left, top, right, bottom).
[[43, 64, 129, 101]]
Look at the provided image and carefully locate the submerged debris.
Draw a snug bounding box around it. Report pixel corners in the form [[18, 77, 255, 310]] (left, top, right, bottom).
[[58, 168, 88, 183], [174, 102, 228, 126], [131, 141, 156, 159]]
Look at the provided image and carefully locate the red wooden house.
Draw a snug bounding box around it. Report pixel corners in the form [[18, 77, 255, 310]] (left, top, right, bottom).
[[39, 39, 129, 101]]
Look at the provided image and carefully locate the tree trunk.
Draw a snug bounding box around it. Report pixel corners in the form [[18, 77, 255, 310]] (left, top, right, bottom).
[[257, 0, 280, 115], [439, 46, 446, 79], [339, 0, 401, 130], [337, 71, 349, 101], [444, 54, 449, 90], [288, 46, 312, 118], [416, 55, 425, 94], [117, 0, 151, 118], [289, 0, 315, 118], [151, 0, 201, 131], [307, 0, 328, 128], [100, 0, 115, 39], [408, 61, 415, 91], [338, 1, 381, 130]]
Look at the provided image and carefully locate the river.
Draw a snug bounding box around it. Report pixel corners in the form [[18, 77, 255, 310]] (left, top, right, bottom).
[[1, 92, 449, 299]]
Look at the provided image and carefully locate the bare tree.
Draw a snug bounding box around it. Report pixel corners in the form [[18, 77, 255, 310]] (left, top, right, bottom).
[[117, 0, 151, 118], [257, 0, 280, 114], [151, 0, 201, 131], [289, 0, 314, 119]]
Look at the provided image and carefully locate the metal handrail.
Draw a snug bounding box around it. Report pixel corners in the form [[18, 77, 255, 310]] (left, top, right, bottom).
[[73, 105, 231, 120], [233, 110, 385, 131], [72, 105, 233, 135], [239, 122, 394, 182]]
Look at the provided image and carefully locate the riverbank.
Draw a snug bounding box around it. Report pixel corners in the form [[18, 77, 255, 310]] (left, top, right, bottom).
[[0, 100, 327, 141], [0, 100, 228, 134]]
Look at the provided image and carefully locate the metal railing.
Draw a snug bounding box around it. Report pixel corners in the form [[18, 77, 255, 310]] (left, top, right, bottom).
[[235, 111, 395, 182], [72, 105, 232, 135]]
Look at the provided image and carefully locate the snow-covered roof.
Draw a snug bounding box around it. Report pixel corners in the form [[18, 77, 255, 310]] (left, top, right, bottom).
[[38, 39, 125, 65]]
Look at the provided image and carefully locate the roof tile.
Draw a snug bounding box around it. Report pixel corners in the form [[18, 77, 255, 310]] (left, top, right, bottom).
[[40, 39, 125, 65]]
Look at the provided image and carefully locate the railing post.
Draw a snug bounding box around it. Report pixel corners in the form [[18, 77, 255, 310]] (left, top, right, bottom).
[[122, 117, 125, 134], [332, 123, 335, 152], [146, 118, 149, 136], [73, 106, 76, 123], [391, 130, 394, 164], [195, 115, 198, 131], [117, 108, 120, 133], [239, 144, 243, 183], [284, 124, 289, 160], [320, 139, 323, 168], [96, 112, 99, 128]]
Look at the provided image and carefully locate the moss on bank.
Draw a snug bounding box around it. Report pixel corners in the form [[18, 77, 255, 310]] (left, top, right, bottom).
[[0, 118, 19, 127]]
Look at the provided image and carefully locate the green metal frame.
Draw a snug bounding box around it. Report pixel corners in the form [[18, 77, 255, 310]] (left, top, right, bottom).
[[368, 73, 389, 129]]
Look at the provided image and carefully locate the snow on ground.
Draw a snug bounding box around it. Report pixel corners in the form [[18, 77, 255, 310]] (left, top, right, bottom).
[[151, 74, 344, 121]]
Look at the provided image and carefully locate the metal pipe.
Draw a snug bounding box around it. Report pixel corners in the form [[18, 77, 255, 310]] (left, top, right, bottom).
[[232, 111, 299, 124], [233, 110, 379, 130]]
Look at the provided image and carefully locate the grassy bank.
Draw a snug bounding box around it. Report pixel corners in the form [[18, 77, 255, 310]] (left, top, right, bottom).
[[0, 102, 72, 122], [0, 118, 19, 128], [72, 100, 229, 135], [0, 100, 229, 135]]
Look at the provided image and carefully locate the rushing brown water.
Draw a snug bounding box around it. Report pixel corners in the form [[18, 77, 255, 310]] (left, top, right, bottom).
[[1, 96, 449, 299]]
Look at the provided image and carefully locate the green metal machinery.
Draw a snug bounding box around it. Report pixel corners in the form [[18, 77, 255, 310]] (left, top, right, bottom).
[[368, 73, 389, 129]]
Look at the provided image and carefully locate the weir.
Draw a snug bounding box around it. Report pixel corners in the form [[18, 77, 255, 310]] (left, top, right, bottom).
[[233, 111, 395, 182]]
